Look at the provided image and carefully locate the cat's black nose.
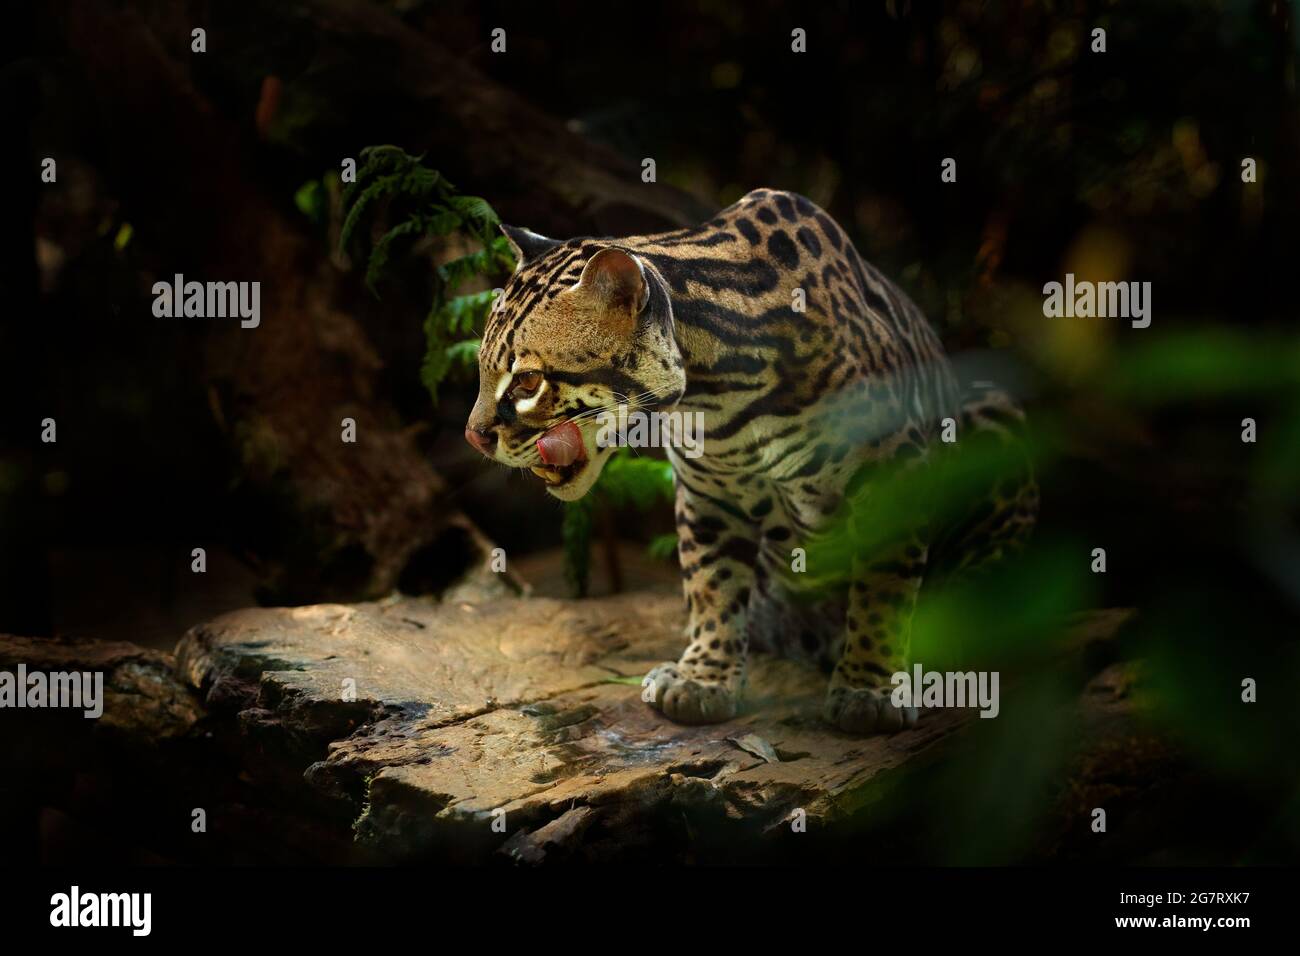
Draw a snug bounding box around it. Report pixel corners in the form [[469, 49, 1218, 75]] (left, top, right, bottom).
[[464, 427, 497, 457]]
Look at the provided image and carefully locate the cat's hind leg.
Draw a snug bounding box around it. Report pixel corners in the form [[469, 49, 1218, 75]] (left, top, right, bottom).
[[823, 535, 925, 734], [930, 384, 1038, 578]]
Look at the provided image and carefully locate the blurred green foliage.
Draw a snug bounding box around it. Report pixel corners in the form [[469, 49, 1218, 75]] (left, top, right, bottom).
[[824, 324, 1300, 863], [562, 449, 676, 596]]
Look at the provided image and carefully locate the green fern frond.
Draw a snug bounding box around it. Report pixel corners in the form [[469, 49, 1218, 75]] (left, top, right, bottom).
[[336, 145, 678, 599], [419, 206, 463, 237], [445, 338, 481, 370], [419, 328, 452, 406], [365, 219, 426, 296], [448, 195, 499, 235], [339, 173, 409, 251], [343, 146, 435, 205], [485, 234, 515, 271], [440, 289, 498, 335]]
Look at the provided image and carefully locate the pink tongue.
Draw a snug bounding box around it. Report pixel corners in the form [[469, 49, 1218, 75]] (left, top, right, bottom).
[[537, 421, 586, 467]]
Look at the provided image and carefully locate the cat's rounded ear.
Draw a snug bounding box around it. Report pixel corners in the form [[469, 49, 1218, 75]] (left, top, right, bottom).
[[574, 247, 649, 316], [500, 224, 561, 267]]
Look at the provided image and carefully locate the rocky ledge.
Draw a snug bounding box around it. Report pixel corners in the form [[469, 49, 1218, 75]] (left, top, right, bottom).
[[3, 595, 1140, 864], [173, 594, 1135, 862]]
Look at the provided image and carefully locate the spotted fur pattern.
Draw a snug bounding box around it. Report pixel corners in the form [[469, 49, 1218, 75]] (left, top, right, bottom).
[[466, 189, 1036, 734]]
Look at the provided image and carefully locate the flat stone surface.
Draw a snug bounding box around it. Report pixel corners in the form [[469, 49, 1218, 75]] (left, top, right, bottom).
[[174, 592, 1132, 862]]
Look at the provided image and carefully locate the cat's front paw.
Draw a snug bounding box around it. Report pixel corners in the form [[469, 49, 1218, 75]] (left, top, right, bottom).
[[823, 684, 918, 736], [641, 662, 738, 725]]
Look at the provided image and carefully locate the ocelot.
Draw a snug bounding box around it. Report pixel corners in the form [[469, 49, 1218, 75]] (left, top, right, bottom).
[[464, 188, 1037, 735]]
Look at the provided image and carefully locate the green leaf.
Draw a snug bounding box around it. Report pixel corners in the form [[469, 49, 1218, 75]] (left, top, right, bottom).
[[488, 234, 517, 272], [399, 163, 442, 198], [345, 146, 438, 206], [420, 206, 462, 237], [647, 533, 678, 561], [339, 171, 405, 252], [439, 290, 498, 336], [595, 451, 675, 510], [448, 194, 499, 234], [445, 338, 481, 370], [113, 222, 134, 252], [294, 180, 326, 223], [365, 219, 425, 297], [439, 246, 505, 289], [562, 497, 594, 598], [420, 303, 453, 405]]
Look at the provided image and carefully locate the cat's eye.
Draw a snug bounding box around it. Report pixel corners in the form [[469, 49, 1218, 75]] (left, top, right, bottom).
[[509, 370, 544, 399]]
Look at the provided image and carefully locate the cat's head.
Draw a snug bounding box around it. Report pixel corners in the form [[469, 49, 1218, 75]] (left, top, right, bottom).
[[464, 225, 684, 501]]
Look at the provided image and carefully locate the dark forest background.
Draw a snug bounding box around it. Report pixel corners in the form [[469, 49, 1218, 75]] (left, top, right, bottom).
[[1, 0, 1298, 863]]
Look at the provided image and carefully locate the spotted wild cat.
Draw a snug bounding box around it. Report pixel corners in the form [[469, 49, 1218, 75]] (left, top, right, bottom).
[[464, 189, 1036, 735]]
